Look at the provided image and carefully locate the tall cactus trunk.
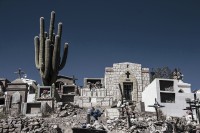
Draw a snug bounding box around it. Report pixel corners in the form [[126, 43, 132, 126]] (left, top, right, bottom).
[[34, 11, 69, 86]]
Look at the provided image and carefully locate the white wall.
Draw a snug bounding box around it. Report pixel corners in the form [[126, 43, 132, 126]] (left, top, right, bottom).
[[160, 93, 194, 117], [142, 78, 197, 117], [142, 79, 158, 112]]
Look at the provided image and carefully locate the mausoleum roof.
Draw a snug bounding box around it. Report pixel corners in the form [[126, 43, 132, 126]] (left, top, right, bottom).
[[11, 78, 25, 83]]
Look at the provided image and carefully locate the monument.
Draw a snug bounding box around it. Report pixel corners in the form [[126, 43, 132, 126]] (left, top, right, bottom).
[[76, 62, 150, 108]]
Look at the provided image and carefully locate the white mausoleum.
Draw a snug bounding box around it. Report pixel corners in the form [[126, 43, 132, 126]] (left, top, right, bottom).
[[142, 78, 197, 117]]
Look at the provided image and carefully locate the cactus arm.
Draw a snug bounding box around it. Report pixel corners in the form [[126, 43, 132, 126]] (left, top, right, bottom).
[[39, 17, 45, 71], [43, 39, 51, 79], [34, 36, 40, 69], [59, 43, 68, 70], [52, 35, 60, 71], [49, 11, 55, 42], [57, 23, 62, 38]]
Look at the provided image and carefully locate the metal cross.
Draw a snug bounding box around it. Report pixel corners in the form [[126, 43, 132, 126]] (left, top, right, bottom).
[[14, 68, 25, 79]]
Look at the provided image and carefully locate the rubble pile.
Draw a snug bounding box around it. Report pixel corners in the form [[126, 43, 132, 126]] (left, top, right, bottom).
[[58, 102, 83, 117], [106, 116, 199, 133], [0, 117, 62, 133], [0, 102, 199, 133], [0, 111, 199, 133], [106, 117, 149, 133]]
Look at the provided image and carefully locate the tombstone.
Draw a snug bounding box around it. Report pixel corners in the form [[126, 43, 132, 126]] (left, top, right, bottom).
[[10, 91, 21, 116], [12, 91, 21, 104], [37, 86, 54, 115]]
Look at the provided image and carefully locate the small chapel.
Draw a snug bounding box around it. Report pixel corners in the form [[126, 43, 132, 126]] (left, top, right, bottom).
[[76, 62, 150, 107]]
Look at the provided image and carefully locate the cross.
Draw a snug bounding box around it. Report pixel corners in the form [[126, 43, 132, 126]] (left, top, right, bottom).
[[148, 98, 165, 121], [14, 68, 25, 79], [125, 71, 130, 78], [183, 99, 195, 121], [185, 93, 200, 123]]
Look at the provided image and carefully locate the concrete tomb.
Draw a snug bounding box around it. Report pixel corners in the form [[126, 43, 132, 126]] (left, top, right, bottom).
[[37, 86, 54, 114], [5, 79, 28, 116], [142, 78, 196, 117], [22, 102, 42, 117], [60, 85, 76, 103]]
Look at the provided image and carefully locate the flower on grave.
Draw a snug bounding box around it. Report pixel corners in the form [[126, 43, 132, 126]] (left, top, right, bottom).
[[43, 90, 49, 94], [41, 89, 50, 98]]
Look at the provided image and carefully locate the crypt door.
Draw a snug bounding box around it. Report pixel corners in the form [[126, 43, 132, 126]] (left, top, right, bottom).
[[123, 83, 132, 100]]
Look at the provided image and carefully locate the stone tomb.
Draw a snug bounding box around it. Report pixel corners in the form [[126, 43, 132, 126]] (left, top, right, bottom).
[[37, 86, 54, 114], [60, 85, 76, 103], [22, 102, 42, 117], [84, 78, 104, 89], [6, 80, 28, 116], [77, 62, 150, 108], [105, 62, 150, 102]]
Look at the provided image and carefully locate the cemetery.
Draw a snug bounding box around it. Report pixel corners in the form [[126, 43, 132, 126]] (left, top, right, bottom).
[[0, 11, 200, 133]]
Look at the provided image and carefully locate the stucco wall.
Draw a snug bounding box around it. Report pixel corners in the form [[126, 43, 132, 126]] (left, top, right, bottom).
[[142, 78, 195, 117]]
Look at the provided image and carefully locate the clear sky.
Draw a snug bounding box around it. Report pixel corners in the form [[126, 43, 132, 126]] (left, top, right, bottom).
[[0, 1, 200, 89]]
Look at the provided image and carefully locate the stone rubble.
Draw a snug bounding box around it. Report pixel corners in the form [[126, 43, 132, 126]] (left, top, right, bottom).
[[58, 102, 84, 117], [1, 103, 200, 133], [105, 114, 200, 133], [0, 117, 62, 133]]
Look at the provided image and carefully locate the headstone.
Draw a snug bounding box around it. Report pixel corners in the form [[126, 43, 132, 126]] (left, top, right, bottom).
[[12, 92, 21, 104], [105, 108, 120, 119], [11, 92, 21, 116]]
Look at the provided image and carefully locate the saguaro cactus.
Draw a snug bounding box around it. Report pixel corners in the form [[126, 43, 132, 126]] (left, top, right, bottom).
[[34, 11, 68, 86]]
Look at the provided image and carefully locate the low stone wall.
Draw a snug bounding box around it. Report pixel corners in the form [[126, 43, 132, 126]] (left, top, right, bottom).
[[75, 88, 118, 108], [80, 88, 118, 98], [75, 96, 113, 108]]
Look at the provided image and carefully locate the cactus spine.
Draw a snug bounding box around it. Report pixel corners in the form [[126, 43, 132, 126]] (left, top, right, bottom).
[[34, 11, 68, 86]]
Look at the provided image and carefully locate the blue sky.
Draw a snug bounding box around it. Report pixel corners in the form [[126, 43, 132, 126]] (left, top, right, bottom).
[[0, 1, 200, 89]]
